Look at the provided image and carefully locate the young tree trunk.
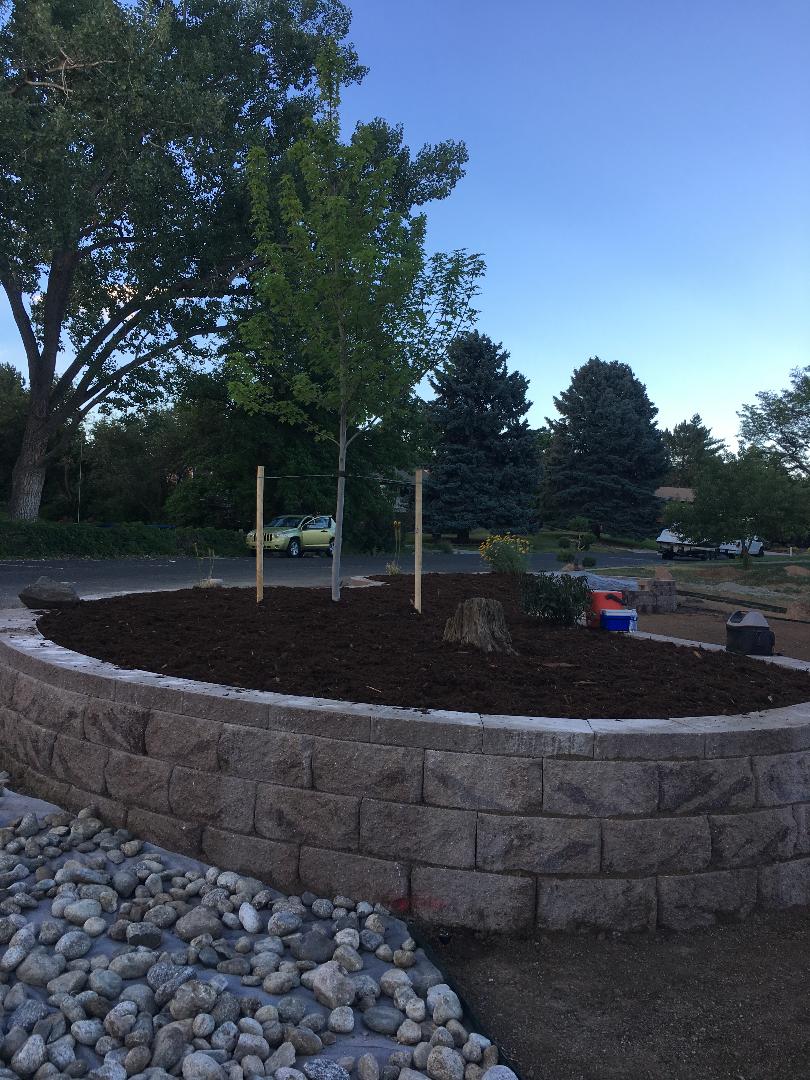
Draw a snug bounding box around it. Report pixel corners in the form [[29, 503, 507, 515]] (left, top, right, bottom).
[[9, 404, 50, 521], [331, 409, 348, 602]]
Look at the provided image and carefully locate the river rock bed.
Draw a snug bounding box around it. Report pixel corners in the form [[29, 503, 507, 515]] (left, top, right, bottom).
[[0, 781, 513, 1080]]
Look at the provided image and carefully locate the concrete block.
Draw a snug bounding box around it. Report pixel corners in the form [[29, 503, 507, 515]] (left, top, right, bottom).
[[411, 866, 535, 932], [299, 847, 410, 912], [602, 816, 711, 875], [84, 698, 148, 754], [255, 784, 360, 851], [146, 711, 221, 772], [754, 751, 810, 806], [203, 828, 301, 895], [219, 724, 312, 787], [63, 787, 128, 828], [127, 807, 202, 858], [313, 739, 423, 803], [181, 686, 269, 728], [590, 719, 704, 760], [0, 663, 18, 708], [51, 735, 108, 793], [169, 766, 256, 834], [536, 877, 657, 932], [709, 807, 797, 868], [543, 760, 658, 817], [105, 750, 172, 814], [658, 758, 754, 814], [4, 716, 55, 776], [7, 761, 70, 809], [476, 813, 600, 874], [704, 709, 810, 758], [360, 800, 476, 869], [793, 803, 810, 856], [11, 674, 85, 737], [657, 869, 757, 930], [371, 707, 482, 753], [423, 751, 543, 813], [266, 698, 371, 742], [759, 857, 810, 909], [481, 715, 592, 758], [113, 672, 189, 711]]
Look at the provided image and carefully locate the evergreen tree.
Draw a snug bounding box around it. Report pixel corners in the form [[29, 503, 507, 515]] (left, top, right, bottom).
[[425, 332, 539, 541], [542, 357, 667, 538], [662, 414, 725, 486]]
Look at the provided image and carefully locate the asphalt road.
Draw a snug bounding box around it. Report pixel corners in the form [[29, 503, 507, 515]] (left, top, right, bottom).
[[0, 549, 661, 609]]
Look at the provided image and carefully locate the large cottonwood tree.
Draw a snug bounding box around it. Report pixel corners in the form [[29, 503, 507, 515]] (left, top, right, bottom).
[[0, 0, 360, 519]]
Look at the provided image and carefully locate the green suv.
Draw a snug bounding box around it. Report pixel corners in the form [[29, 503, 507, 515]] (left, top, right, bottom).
[[246, 514, 336, 558]]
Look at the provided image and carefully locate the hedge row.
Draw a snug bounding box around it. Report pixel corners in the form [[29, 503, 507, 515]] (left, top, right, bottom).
[[0, 521, 249, 559]]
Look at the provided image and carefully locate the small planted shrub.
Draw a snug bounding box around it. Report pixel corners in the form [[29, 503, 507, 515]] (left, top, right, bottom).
[[479, 534, 530, 574], [556, 549, 577, 564], [557, 537, 571, 550], [521, 573, 592, 625], [582, 555, 597, 568], [436, 538, 455, 554]]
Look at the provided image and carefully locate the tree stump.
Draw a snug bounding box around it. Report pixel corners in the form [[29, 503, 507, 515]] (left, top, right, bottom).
[[442, 597, 516, 655]]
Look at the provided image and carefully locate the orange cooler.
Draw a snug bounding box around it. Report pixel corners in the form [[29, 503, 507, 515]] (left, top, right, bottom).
[[587, 590, 625, 628]]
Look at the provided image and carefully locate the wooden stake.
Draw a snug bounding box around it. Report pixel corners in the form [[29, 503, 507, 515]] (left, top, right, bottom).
[[414, 467, 423, 613], [256, 465, 264, 604]]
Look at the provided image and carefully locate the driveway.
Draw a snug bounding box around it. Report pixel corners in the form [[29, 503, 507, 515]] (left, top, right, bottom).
[[0, 549, 658, 609]]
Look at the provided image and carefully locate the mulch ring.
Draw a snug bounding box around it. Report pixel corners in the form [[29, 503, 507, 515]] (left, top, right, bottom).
[[38, 573, 810, 720]]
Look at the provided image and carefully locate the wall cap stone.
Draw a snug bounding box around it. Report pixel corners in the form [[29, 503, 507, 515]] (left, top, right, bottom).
[[0, 609, 808, 755]]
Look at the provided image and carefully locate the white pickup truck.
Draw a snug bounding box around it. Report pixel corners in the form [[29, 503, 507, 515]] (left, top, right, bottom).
[[718, 538, 766, 558], [656, 530, 765, 560]]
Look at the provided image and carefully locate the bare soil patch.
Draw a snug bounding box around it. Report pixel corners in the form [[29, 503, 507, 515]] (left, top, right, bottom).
[[38, 574, 810, 719], [422, 911, 810, 1080]]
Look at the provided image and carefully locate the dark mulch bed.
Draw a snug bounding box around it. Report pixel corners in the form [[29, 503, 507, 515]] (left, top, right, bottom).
[[38, 574, 810, 719], [422, 912, 810, 1080]]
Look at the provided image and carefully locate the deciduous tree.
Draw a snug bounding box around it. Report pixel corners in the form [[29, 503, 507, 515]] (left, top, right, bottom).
[[665, 449, 810, 556], [230, 44, 483, 599], [738, 366, 810, 478], [0, 0, 360, 519]]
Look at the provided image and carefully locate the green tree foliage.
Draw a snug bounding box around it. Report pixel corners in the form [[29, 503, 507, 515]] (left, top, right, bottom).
[[230, 43, 484, 599], [71, 370, 427, 550], [738, 366, 810, 478], [662, 413, 726, 487], [0, 0, 360, 520], [424, 332, 539, 541], [666, 449, 810, 551], [542, 357, 667, 538], [0, 364, 28, 506]]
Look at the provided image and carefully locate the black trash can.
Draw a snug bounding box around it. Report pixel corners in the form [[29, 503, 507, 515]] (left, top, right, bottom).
[[726, 610, 775, 656]]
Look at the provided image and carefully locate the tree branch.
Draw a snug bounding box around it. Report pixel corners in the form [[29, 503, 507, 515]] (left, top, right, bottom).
[[0, 276, 41, 372]]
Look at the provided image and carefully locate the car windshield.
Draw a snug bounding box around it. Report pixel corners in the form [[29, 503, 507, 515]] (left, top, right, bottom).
[[268, 516, 305, 528]]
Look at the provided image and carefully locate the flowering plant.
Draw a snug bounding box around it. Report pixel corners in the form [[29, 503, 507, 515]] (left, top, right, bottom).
[[479, 534, 529, 574]]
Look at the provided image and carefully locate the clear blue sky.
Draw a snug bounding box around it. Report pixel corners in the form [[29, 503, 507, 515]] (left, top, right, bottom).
[[340, 0, 810, 444], [1, 0, 808, 446]]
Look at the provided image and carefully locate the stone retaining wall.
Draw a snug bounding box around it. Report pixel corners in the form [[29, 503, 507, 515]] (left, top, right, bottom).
[[2, 611, 810, 933]]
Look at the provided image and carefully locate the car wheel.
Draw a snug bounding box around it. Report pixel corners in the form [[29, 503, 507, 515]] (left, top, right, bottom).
[[756, 547, 766, 557], [287, 539, 301, 558], [327, 538, 335, 558]]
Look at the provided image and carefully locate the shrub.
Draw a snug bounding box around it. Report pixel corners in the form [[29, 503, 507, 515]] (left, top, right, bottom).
[[436, 538, 455, 554], [582, 555, 597, 568], [557, 537, 571, 549], [479, 534, 530, 574], [579, 531, 597, 551], [556, 549, 577, 564], [0, 521, 247, 559], [521, 573, 592, 626]]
